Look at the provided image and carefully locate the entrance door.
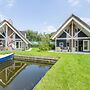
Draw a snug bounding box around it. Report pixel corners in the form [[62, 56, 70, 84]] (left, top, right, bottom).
[[83, 40, 89, 51]]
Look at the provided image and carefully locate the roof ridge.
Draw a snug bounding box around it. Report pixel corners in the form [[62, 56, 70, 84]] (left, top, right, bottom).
[[0, 20, 31, 44], [51, 14, 90, 39], [72, 14, 90, 29]]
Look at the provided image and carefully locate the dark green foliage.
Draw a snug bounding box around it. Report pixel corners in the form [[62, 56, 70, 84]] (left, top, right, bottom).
[[26, 30, 55, 50], [26, 30, 41, 41], [39, 34, 51, 51], [39, 44, 50, 51], [49, 42, 55, 50]]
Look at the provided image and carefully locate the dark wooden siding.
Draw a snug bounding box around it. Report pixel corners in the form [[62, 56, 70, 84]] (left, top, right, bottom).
[[58, 32, 66, 38], [78, 31, 88, 37], [15, 34, 21, 39]]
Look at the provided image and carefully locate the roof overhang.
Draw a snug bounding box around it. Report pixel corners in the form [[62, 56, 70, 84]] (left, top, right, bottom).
[[51, 14, 90, 40], [0, 20, 32, 45]]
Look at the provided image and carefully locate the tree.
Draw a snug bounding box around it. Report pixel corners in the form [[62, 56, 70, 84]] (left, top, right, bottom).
[[26, 30, 40, 41], [26, 30, 55, 50], [39, 33, 51, 51]]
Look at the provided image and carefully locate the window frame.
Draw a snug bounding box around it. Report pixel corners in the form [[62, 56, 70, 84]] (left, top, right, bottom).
[[15, 41, 22, 49]]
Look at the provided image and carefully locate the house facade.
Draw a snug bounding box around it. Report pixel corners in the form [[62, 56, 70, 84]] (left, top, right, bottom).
[[51, 14, 90, 52], [0, 20, 31, 51]]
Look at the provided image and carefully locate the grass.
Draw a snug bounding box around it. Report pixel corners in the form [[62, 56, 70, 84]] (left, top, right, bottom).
[[0, 48, 61, 58], [1, 48, 90, 90], [35, 53, 90, 90]]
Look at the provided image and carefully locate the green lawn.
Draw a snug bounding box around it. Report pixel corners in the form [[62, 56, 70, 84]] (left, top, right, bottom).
[[0, 48, 61, 58], [35, 53, 90, 90], [1, 48, 90, 90]]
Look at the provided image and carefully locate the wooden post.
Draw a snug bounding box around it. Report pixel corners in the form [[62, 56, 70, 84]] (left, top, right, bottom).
[[5, 68, 8, 81], [13, 33, 15, 49], [71, 21, 73, 52], [55, 39, 57, 51], [25, 33, 26, 38], [5, 25, 8, 49]]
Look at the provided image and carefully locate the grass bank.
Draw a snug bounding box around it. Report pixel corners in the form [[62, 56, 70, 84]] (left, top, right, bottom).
[[0, 48, 61, 58], [0, 48, 90, 90], [35, 53, 90, 90]]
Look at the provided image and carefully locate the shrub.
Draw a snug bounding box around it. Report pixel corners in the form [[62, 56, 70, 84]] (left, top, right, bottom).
[[39, 43, 50, 51], [49, 43, 55, 50]]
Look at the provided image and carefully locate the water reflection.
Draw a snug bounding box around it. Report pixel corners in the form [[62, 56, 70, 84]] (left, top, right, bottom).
[[0, 60, 27, 87], [0, 60, 51, 90]]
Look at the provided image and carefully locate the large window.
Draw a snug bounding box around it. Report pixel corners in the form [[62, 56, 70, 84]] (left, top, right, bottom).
[[59, 42, 63, 47], [83, 40, 89, 51], [15, 41, 22, 49]]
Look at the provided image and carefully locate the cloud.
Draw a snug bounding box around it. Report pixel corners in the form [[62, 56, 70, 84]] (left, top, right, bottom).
[[0, 14, 7, 21], [87, 0, 90, 2], [67, 0, 80, 6], [43, 25, 56, 33], [0, 0, 15, 7], [81, 17, 90, 25], [6, 0, 15, 7]]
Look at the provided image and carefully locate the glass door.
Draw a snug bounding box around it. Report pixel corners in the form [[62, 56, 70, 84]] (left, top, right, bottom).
[[83, 40, 89, 51]]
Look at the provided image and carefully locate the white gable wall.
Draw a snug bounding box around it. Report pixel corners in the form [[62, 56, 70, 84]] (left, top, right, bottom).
[[52, 17, 90, 40], [0, 21, 30, 50]]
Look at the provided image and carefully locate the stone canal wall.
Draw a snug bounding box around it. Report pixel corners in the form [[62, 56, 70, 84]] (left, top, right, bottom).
[[14, 55, 58, 64]]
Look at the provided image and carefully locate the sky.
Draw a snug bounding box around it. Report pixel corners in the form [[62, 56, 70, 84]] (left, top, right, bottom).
[[0, 0, 90, 33]]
